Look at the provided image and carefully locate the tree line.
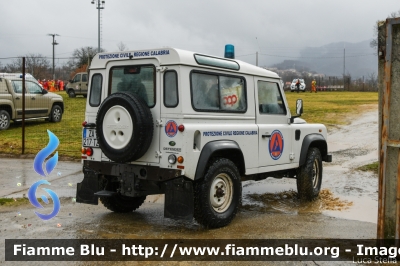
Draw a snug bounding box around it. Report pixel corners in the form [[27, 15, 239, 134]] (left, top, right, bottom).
[[0, 46, 106, 81]]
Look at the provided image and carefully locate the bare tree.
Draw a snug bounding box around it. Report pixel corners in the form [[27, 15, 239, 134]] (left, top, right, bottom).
[[68, 46, 105, 70], [367, 72, 378, 91], [4, 54, 51, 79], [117, 42, 128, 51], [370, 10, 400, 50]]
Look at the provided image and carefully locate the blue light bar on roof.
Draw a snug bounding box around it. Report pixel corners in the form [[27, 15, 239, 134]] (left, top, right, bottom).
[[224, 44, 235, 59]]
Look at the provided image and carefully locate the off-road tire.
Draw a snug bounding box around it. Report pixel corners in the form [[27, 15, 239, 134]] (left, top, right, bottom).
[[96, 92, 153, 163], [0, 110, 10, 130], [100, 195, 146, 213], [296, 147, 322, 200], [50, 105, 62, 122], [194, 158, 242, 228], [68, 90, 76, 98]]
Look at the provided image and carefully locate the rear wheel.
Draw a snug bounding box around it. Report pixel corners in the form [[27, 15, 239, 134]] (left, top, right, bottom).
[[100, 195, 146, 213], [194, 158, 242, 228], [296, 147, 322, 200], [0, 110, 10, 130]]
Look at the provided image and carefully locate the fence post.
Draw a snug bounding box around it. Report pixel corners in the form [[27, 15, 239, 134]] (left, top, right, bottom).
[[22, 57, 25, 154], [377, 18, 400, 240]]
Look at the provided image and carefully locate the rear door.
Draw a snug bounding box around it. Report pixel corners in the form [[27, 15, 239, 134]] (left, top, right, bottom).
[[105, 59, 161, 164]]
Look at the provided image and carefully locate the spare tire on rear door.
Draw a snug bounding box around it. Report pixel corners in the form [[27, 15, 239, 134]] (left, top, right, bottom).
[[96, 92, 153, 163]]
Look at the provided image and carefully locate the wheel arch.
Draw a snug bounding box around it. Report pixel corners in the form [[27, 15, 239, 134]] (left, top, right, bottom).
[[299, 134, 328, 166], [51, 101, 64, 113], [194, 140, 245, 181], [0, 104, 13, 119]]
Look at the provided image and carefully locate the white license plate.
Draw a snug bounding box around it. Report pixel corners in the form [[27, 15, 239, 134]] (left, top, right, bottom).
[[83, 128, 99, 147]]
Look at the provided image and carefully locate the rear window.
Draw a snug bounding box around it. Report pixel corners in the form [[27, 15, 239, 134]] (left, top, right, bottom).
[[109, 65, 155, 107]]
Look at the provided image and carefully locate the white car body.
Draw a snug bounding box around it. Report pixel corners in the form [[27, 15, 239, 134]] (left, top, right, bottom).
[[76, 47, 332, 228], [290, 78, 306, 92]]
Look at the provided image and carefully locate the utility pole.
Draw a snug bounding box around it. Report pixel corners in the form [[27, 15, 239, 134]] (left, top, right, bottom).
[[91, 0, 105, 53], [47, 34, 59, 81], [343, 47, 345, 90], [256, 52, 258, 66]]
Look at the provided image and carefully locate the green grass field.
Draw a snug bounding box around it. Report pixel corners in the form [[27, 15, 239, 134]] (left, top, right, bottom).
[[0, 91, 378, 159], [1, 92, 86, 158]]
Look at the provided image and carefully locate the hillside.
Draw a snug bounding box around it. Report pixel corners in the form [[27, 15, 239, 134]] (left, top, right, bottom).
[[271, 40, 377, 79]]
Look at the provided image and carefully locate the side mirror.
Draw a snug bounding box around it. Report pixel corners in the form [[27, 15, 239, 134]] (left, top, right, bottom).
[[290, 99, 303, 123], [42, 89, 48, 95], [296, 99, 303, 115]]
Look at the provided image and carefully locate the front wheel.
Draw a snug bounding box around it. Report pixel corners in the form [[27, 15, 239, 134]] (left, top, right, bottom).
[[0, 110, 10, 130], [50, 105, 62, 122], [194, 158, 242, 228], [296, 147, 322, 200]]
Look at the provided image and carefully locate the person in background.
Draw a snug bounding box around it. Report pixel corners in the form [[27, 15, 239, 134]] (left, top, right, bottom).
[[42, 79, 48, 90], [311, 79, 317, 93], [56, 80, 61, 91], [59, 80, 64, 91], [295, 79, 300, 93], [49, 80, 55, 91]]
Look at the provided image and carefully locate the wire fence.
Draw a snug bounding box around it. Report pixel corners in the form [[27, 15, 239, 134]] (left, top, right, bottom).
[[0, 59, 84, 158]]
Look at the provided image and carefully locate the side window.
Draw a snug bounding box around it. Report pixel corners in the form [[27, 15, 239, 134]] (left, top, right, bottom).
[[89, 74, 102, 107], [191, 71, 246, 112], [164, 71, 178, 107], [26, 82, 43, 94], [258, 81, 286, 115], [82, 74, 88, 82], [109, 65, 155, 107], [73, 74, 81, 83], [11, 81, 23, 93]]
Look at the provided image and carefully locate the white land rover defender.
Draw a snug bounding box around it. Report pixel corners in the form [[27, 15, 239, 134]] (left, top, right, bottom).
[[76, 46, 332, 228]]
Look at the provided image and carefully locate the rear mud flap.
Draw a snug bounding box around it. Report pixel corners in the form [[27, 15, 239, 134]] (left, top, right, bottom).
[[76, 167, 99, 205], [164, 178, 194, 220]]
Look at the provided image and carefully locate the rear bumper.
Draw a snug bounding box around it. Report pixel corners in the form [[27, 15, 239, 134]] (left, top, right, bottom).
[[76, 160, 182, 204]]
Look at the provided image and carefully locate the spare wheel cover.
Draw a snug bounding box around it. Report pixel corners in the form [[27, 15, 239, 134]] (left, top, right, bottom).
[[95, 92, 153, 163]]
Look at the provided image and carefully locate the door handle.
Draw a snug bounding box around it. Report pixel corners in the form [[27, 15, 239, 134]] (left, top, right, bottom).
[[31, 97, 35, 100], [262, 134, 271, 138], [15, 97, 20, 100]]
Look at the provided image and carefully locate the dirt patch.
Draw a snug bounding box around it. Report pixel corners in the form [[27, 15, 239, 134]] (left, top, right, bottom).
[[319, 189, 353, 211], [244, 189, 353, 214]]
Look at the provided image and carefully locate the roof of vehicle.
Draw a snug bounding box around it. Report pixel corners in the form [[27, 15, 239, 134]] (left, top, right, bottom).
[[0, 73, 39, 82], [90, 47, 279, 78]]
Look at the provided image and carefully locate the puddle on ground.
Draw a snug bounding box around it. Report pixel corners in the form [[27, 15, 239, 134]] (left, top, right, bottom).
[[243, 189, 353, 215]]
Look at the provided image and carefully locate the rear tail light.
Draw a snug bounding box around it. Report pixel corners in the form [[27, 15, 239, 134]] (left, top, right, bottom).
[[82, 147, 93, 156]]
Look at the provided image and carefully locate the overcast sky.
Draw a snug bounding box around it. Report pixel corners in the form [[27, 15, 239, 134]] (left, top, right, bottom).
[[0, 0, 399, 68]]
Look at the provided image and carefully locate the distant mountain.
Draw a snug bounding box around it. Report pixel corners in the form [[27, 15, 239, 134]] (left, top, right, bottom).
[[271, 40, 377, 79]]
